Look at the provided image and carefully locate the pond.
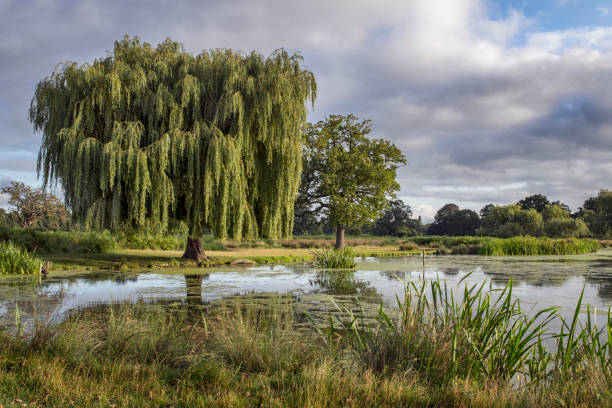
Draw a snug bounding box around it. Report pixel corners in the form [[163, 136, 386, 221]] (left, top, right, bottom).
[[2, 251, 612, 332]]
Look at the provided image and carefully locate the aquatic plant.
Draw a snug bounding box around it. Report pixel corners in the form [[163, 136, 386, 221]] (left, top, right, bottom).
[[0, 241, 42, 275], [312, 275, 612, 389], [313, 247, 356, 269], [403, 235, 599, 256], [479, 236, 599, 256]]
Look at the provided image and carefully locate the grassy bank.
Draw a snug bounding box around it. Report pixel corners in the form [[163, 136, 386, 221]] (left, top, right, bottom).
[[1, 278, 611, 407], [0, 226, 603, 273]]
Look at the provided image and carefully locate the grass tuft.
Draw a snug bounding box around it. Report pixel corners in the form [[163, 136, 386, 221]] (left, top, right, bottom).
[[0, 241, 42, 275], [313, 247, 356, 269]]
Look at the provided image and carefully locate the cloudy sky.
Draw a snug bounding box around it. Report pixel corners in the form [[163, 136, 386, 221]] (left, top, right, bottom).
[[2, 0, 612, 221]]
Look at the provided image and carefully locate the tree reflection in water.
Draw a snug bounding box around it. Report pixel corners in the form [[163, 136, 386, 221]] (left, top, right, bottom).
[[310, 270, 380, 299], [184, 274, 209, 306]]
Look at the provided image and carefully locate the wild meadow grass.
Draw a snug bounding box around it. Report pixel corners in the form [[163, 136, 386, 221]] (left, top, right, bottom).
[[1, 278, 611, 407], [0, 241, 41, 275], [313, 247, 356, 268]]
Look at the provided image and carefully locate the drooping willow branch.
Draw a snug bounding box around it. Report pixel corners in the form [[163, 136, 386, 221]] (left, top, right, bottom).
[[30, 36, 316, 240]]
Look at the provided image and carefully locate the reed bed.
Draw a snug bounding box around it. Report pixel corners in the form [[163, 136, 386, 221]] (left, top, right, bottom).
[[313, 247, 356, 268], [480, 236, 599, 256], [0, 241, 42, 275], [310, 275, 612, 393], [403, 235, 599, 256]]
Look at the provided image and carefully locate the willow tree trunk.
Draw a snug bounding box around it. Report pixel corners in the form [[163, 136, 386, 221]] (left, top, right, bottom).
[[183, 237, 207, 261], [335, 225, 345, 250]]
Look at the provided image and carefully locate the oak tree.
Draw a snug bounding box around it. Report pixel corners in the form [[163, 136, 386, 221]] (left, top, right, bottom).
[[297, 114, 405, 249]]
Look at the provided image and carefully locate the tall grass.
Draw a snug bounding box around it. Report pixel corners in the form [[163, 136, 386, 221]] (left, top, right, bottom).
[[2, 295, 610, 407], [0, 241, 42, 275], [403, 235, 599, 256], [313, 247, 356, 268], [311, 275, 612, 389], [480, 236, 599, 256]]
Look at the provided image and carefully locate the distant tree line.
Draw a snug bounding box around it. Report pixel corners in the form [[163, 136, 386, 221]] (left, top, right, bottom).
[[295, 192, 612, 239], [423, 192, 612, 238], [294, 198, 426, 237]]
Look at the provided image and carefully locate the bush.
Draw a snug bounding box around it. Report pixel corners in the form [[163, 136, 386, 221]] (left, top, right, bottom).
[[314, 248, 356, 269], [398, 242, 419, 251], [0, 227, 117, 254], [0, 241, 42, 275]]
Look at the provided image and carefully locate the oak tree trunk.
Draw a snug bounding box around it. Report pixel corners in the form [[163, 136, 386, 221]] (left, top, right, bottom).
[[182, 237, 207, 261], [335, 225, 345, 250]]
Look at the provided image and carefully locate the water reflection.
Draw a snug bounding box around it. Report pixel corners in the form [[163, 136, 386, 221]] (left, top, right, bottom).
[[310, 270, 380, 299], [184, 273, 210, 306], [1, 254, 612, 331]]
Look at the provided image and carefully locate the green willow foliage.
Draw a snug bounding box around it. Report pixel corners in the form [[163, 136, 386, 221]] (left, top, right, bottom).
[[30, 36, 316, 240]]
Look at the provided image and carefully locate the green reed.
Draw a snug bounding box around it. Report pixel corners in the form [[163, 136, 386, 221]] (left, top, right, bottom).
[[0, 240, 42, 275], [479, 236, 599, 256], [312, 274, 612, 388], [313, 247, 356, 269]]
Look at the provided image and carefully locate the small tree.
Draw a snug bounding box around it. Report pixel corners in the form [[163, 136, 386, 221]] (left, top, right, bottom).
[[1, 181, 70, 229], [445, 209, 481, 236], [297, 115, 406, 249], [480, 204, 495, 219], [478, 204, 543, 237], [373, 199, 415, 236], [518, 194, 550, 212], [427, 204, 480, 236], [2, 181, 48, 228], [427, 203, 459, 235], [581, 190, 612, 237]]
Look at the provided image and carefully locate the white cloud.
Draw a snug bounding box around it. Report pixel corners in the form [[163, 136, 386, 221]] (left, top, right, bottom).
[[412, 204, 437, 223], [597, 6, 610, 16], [2, 0, 612, 212]]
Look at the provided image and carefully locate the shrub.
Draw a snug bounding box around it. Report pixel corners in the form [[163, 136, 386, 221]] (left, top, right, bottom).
[[398, 242, 419, 251], [0, 227, 117, 254], [0, 241, 42, 275]]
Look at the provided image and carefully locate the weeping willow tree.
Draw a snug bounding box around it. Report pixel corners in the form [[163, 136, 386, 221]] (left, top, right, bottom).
[[29, 36, 316, 259]]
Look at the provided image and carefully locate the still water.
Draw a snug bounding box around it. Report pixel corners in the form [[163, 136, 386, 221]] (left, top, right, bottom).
[[2, 252, 612, 331]]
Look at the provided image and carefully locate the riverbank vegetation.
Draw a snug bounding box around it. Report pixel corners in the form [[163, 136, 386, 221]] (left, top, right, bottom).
[[0, 241, 41, 275], [479, 236, 600, 256], [0, 225, 604, 272], [313, 247, 356, 268], [1, 278, 610, 407]]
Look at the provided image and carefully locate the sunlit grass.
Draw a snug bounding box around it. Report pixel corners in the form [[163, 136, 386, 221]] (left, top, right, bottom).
[[2, 284, 611, 407], [314, 247, 356, 268], [0, 241, 41, 275], [480, 236, 599, 256]]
